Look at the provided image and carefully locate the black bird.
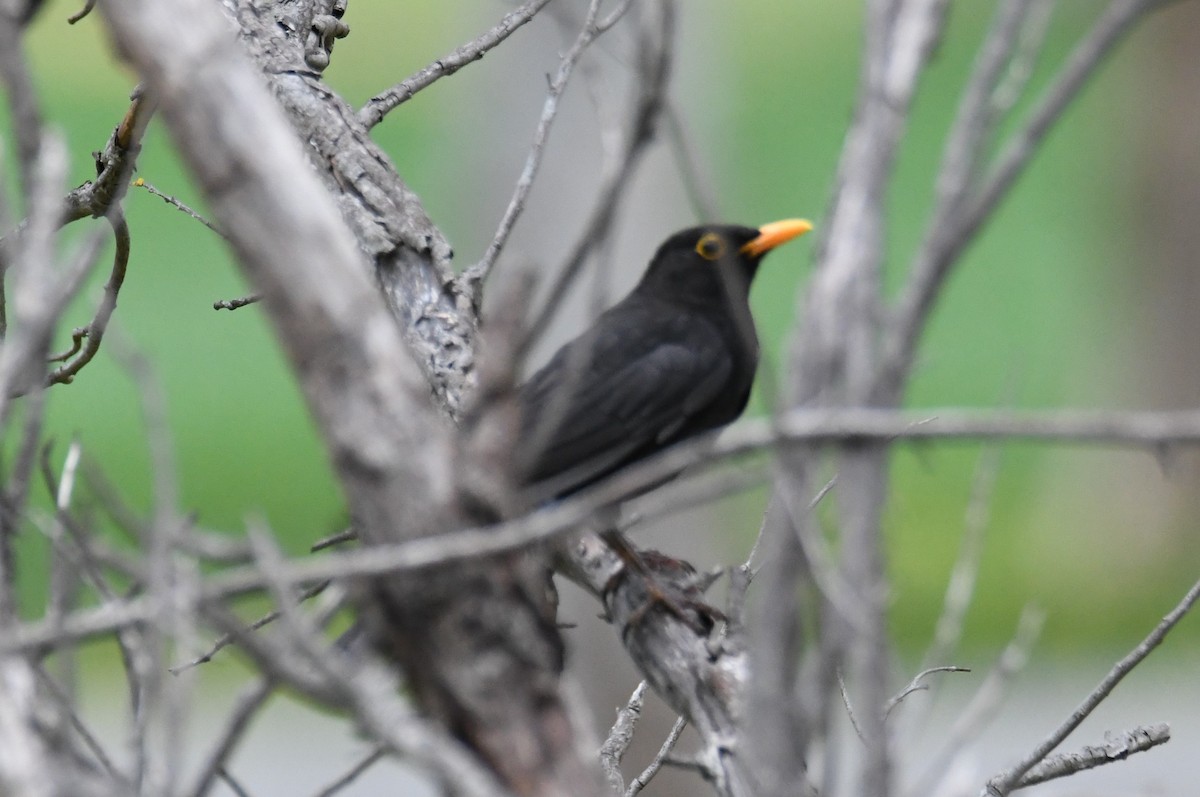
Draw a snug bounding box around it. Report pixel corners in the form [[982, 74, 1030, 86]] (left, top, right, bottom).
[[516, 219, 812, 503]]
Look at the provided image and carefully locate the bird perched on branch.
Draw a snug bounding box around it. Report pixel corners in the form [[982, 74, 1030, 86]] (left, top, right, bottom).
[[516, 219, 812, 503]]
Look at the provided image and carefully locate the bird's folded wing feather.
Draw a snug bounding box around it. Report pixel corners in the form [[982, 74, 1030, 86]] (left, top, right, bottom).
[[518, 308, 732, 495]]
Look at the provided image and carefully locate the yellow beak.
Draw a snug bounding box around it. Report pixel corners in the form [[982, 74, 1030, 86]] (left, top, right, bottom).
[[740, 218, 813, 258]]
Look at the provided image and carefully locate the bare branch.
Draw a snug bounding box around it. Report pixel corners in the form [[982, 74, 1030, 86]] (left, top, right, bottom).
[[521, 0, 675, 350], [884, 0, 1170, 395], [462, 0, 636, 297], [982, 577, 1200, 796], [358, 0, 556, 129], [1013, 723, 1171, 790]]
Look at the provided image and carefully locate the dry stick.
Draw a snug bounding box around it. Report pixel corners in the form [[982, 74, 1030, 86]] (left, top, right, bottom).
[[626, 716, 687, 797], [311, 747, 386, 797], [599, 681, 648, 794], [981, 577, 1200, 797], [462, 0, 636, 297], [14, 406, 1200, 654], [1014, 723, 1170, 790], [911, 607, 1044, 797], [358, 0, 556, 129], [886, 0, 1168, 390]]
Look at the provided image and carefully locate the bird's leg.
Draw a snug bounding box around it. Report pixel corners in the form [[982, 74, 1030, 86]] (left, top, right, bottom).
[[599, 529, 723, 638]]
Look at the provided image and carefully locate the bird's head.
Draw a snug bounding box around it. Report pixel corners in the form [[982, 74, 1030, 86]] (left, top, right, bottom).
[[639, 219, 813, 307]]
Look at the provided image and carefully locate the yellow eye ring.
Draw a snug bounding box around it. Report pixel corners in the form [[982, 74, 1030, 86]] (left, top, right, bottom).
[[695, 232, 725, 261]]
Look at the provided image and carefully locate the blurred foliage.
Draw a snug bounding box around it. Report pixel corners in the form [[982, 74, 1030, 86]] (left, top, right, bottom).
[[2, 0, 1196, 658]]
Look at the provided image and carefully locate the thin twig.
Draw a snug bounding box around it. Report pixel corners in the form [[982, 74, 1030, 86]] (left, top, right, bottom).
[[982, 577, 1200, 796], [358, 0, 556, 128], [626, 715, 687, 797], [133, 178, 222, 235], [838, 669, 865, 743], [311, 747, 386, 797], [169, 578, 333, 674], [310, 528, 356, 553], [462, 0, 636, 298], [883, 665, 970, 719]]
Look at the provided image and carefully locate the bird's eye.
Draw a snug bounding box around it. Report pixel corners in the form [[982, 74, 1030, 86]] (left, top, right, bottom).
[[695, 232, 725, 261]]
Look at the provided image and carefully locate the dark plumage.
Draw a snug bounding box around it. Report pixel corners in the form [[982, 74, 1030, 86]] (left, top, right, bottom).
[[516, 219, 811, 501]]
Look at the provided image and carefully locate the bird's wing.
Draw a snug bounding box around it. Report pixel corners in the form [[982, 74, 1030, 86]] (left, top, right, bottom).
[[517, 305, 732, 496]]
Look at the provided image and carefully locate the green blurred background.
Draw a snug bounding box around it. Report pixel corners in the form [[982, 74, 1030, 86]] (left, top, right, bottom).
[[5, 0, 1199, 665]]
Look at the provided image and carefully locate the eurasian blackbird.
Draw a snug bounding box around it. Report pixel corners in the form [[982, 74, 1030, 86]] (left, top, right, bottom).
[[516, 219, 812, 503]]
